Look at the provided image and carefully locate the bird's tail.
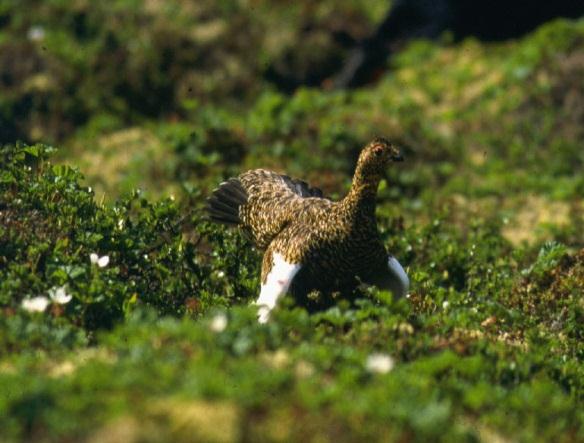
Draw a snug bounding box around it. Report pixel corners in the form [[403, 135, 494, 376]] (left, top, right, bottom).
[[206, 178, 248, 225]]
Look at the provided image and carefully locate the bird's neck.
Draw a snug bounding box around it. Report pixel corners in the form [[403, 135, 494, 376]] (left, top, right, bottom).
[[341, 168, 381, 219]]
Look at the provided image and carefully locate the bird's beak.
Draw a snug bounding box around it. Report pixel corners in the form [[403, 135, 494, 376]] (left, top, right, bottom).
[[391, 153, 404, 162]]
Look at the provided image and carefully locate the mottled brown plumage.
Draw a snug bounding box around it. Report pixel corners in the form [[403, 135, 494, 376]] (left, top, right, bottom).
[[207, 137, 407, 311]]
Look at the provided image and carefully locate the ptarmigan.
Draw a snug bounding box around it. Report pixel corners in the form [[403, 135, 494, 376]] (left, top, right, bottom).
[[207, 137, 409, 322]]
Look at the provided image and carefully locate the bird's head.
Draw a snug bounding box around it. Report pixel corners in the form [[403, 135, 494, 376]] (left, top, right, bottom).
[[356, 137, 403, 181]]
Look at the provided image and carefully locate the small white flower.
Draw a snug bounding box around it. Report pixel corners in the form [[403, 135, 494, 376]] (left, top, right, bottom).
[[27, 26, 45, 42], [117, 219, 124, 230], [48, 286, 72, 304], [442, 301, 450, 309], [217, 271, 225, 278], [365, 353, 395, 374], [90, 253, 110, 268], [22, 296, 50, 313], [98, 255, 110, 267], [209, 313, 228, 333]]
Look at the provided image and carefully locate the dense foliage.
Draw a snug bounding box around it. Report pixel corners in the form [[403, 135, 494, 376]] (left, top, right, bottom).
[[1, 1, 583, 442]]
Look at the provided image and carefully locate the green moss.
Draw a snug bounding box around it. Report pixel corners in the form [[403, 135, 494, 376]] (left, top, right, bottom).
[[0, 143, 258, 345]]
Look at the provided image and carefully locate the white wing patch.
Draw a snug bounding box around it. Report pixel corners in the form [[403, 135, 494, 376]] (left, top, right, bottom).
[[387, 256, 409, 298], [255, 252, 301, 323]]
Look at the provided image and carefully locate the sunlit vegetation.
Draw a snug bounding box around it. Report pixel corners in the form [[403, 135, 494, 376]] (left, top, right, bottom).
[[1, 1, 583, 441]]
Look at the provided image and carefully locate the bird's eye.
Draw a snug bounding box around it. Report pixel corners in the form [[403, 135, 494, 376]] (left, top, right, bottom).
[[373, 146, 383, 156]]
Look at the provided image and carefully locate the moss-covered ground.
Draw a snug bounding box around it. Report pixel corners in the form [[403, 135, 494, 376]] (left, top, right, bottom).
[[1, 2, 583, 441]]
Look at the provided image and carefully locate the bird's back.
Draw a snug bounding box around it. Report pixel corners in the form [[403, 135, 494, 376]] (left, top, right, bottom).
[[207, 169, 331, 250]]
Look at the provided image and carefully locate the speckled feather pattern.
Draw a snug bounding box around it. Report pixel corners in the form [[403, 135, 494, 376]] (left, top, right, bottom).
[[208, 137, 404, 297]]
